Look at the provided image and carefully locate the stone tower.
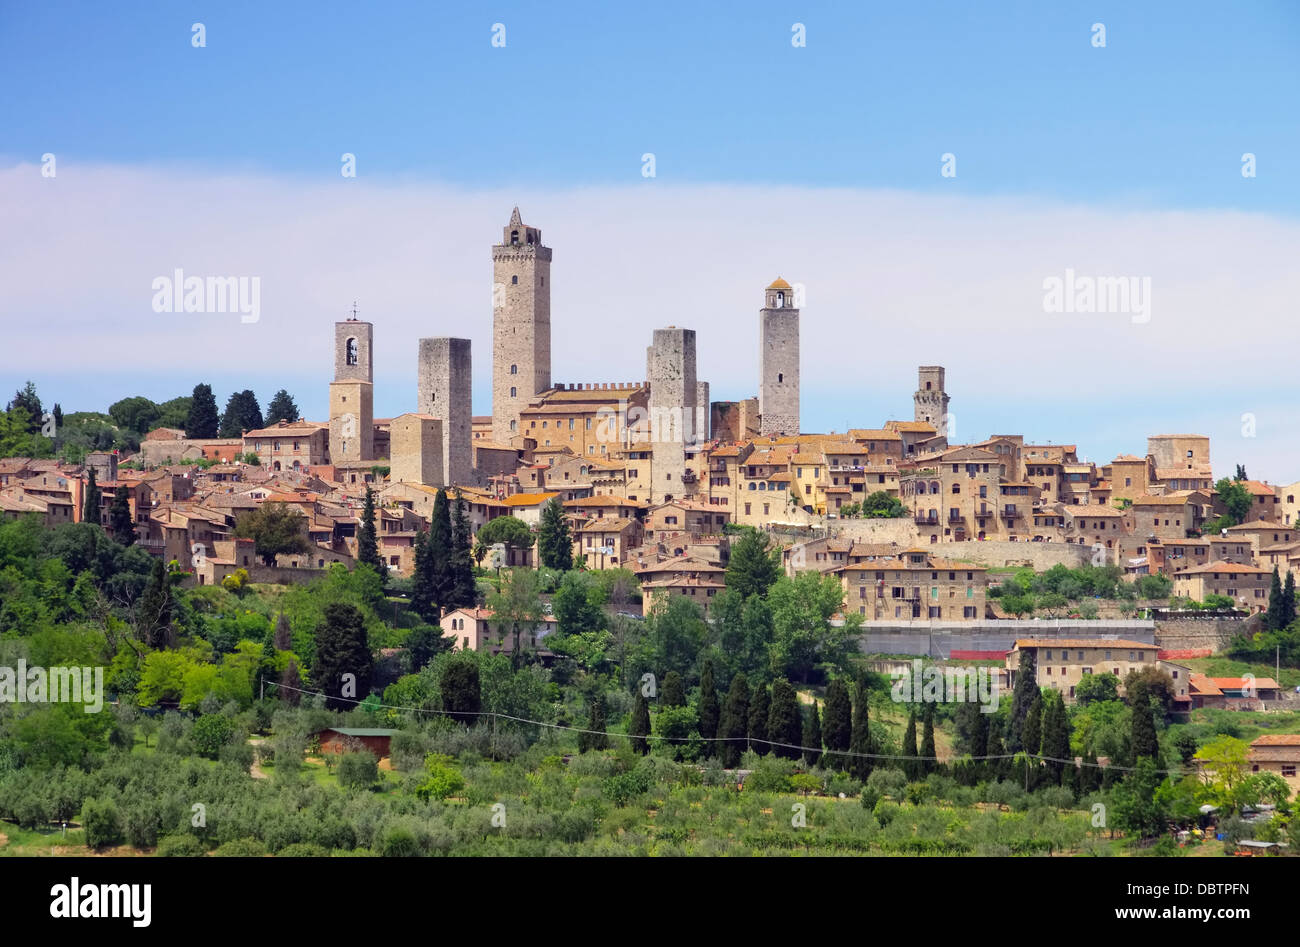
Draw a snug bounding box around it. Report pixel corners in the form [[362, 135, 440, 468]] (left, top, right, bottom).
[[418, 337, 473, 487], [492, 207, 551, 443], [759, 278, 800, 437], [914, 366, 949, 437], [646, 326, 697, 502], [329, 314, 374, 463]]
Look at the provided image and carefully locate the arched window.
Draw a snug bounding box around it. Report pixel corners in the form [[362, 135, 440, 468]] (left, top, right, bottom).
[[511, 275, 518, 285], [917, 482, 927, 495], [778, 372, 784, 383], [510, 420, 517, 432], [510, 386, 517, 398], [776, 291, 785, 308], [346, 337, 358, 366], [510, 364, 517, 375], [511, 230, 520, 245], [930, 481, 940, 494], [951, 483, 960, 494]]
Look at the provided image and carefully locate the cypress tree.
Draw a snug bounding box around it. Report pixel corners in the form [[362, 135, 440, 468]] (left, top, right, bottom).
[[802, 702, 823, 768], [849, 679, 872, 782], [580, 693, 609, 752], [279, 659, 302, 706], [1041, 691, 1072, 786], [441, 660, 482, 726], [661, 670, 686, 708], [767, 679, 801, 760], [971, 702, 989, 759], [1007, 649, 1038, 752], [1082, 749, 1103, 793], [109, 485, 134, 545], [410, 526, 437, 621], [720, 672, 750, 768], [823, 678, 853, 768], [920, 703, 937, 777], [82, 467, 100, 524], [218, 389, 264, 438], [628, 690, 651, 755], [697, 658, 720, 755], [1284, 572, 1297, 628], [429, 489, 453, 608], [1129, 682, 1160, 763], [273, 611, 292, 651], [1023, 692, 1043, 757], [357, 486, 384, 582], [985, 729, 1007, 783], [314, 602, 373, 711], [137, 557, 173, 649], [902, 708, 920, 781], [537, 497, 573, 570], [748, 683, 770, 756], [448, 491, 477, 609], [1266, 567, 1284, 629], [185, 382, 220, 439]]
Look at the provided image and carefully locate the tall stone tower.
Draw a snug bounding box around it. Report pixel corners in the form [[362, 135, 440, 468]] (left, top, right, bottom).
[[914, 366, 950, 437], [646, 326, 697, 502], [329, 314, 374, 463], [418, 337, 473, 487], [492, 207, 551, 443], [759, 278, 800, 437]]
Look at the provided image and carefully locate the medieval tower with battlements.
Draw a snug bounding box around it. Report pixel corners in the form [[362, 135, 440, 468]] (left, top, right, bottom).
[[417, 337, 473, 486], [758, 278, 800, 437], [492, 207, 552, 443], [914, 365, 950, 437]]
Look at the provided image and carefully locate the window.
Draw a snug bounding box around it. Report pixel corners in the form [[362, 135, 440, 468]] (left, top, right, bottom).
[[510, 387, 517, 398], [1284, 765, 1297, 778], [346, 337, 358, 365], [511, 275, 518, 284], [510, 364, 517, 375]]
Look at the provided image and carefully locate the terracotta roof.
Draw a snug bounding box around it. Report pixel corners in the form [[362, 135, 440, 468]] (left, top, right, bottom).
[[1251, 734, 1300, 746], [501, 492, 560, 506], [1173, 561, 1268, 576], [767, 277, 792, 290]]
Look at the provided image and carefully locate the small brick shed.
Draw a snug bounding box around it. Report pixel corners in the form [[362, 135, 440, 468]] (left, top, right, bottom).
[[316, 727, 395, 759]]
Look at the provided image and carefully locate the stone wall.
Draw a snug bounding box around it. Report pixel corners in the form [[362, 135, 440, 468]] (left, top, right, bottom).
[[854, 618, 1156, 658]]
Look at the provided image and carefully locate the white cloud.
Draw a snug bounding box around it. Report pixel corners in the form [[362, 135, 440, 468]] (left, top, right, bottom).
[[3, 163, 1298, 478]]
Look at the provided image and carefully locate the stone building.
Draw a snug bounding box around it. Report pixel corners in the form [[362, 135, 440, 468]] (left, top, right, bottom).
[[646, 326, 698, 503], [759, 279, 800, 437], [914, 366, 950, 437], [492, 207, 551, 443], [389, 413, 443, 487], [417, 337, 473, 486], [329, 315, 375, 462]]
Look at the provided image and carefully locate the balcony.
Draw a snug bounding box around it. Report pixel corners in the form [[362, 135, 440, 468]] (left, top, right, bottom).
[[915, 513, 938, 525], [1002, 507, 1021, 519], [948, 511, 964, 523]]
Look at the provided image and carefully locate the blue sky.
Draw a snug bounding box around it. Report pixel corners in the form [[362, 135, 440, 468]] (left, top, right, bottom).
[[2, 1, 1299, 477]]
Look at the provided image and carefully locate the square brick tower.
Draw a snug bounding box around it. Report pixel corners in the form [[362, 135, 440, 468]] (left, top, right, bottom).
[[759, 278, 800, 437], [492, 207, 551, 443], [329, 313, 374, 462], [417, 337, 473, 487], [914, 366, 950, 437]]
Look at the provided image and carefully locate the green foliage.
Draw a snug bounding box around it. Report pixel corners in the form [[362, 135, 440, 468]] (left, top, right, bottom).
[[415, 753, 465, 801], [767, 679, 801, 759], [233, 501, 310, 567], [725, 527, 781, 599], [537, 497, 573, 570], [192, 713, 238, 759], [81, 796, 124, 849], [440, 655, 482, 725], [357, 487, 384, 581], [628, 690, 651, 755], [313, 602, 372, 710], [337, 751, 380, 791], [860, 490, 908, 518], [185, 383, 220, 439], [1075, 672, 1120, 705], [1214, 477, 1253, 526], [219, 389, 264, 438], [720, 672, 750, 767], [264, 389, 300, 425], [477, 515, 534, 555]]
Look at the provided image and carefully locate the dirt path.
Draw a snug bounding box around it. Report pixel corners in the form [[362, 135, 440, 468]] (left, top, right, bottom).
[[248, 737, 268, 779]]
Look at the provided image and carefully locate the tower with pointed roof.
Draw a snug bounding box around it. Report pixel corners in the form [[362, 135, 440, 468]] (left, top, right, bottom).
[[759, 278, 800, 437], [492, 207, 552, 443]]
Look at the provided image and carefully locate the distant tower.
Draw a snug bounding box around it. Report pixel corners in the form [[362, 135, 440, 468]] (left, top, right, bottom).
[[492, 207, 551, 443], [329, 309, 374, 463], [418, 337, 473, 487], [646, 326, 698, 502], [759, 278, 800, 437], [914, 366, 949, 437]]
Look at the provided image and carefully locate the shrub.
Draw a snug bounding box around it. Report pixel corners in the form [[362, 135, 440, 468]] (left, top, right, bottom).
[[213, 837, 268, 857], [337, 751, 379, 791], [156, 834, 205, 857], [81, 797, 124, 849], [277, 842, 329, 857]]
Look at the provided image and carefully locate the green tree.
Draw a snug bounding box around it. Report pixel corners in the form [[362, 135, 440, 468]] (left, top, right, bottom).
[[7, 381, 43, 433], [823, 677, 853, 767], [1129, 682, 1160, 764], [356, 486, 384, 581], [448, 491, 477, 609], [1214, 477, 1252, 526], [233, 500, 310, 567], [725, 527, 781, 599], [697, 658, 720, 754], [661, 670, 686, 708], [767, 679, 802, 759], [485, 567, 545, 657], [553, 571, 604, 637], [919, 703, 937, 777], [108, 485, 134, 545], [107, 395, 160, 434], [264, 389, 300, 425], [579, 692, 609, 752], [1193, 736, 1253, 813], [218, 389, 264, 438], [136, 557, 174, 649], [440, 657, 481, 725], [1266, 566, 1285, 630], [861, 490, 908, 518], [802, 701, 823, 767], [1040, 690, 1071, 785], [410, 525, 437, 622], [537, 496, 573, 570], [748, 683, 771, 756], [1075, 672, 1120, 706], [1283, 571, 1297, 628], [428, 489, 453, 608], [313, 602, 372, 711], [628, 689, 651, 755], [902, 708, 920, 780], [82, 467, 100, 524], [338, 750, 380, 791], [185, 383, 220, 439], [192, 714, 237, 760], [720, 672, 750, 767], [1023, 691, 1043, 757], [477, 516, 534, 566], [1006, 649, 1038, 752], [155, 395, 192, 430], [1111, 758, 1171, 839], [849, 678, 873, 781]]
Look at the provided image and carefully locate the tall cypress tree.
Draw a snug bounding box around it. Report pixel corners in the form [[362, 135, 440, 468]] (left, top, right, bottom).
[[136, 557, 173, 649], [1266, 566, 1284, 629], [661, 671, 686, 708], [82, 467, 100, 524], [720, 673, 750, 768], [823, 678, 853, 769], [448, 491, 477, 609], [902, 708, 920, 780], [185, 383, 220, 438], [1129, 682, 1160, 763], [357, 486, 384, 582], [410, 525, 437, 621], [273, 611, 292, 651], [985, 728, 1007, 783], [279, 659, 302, 706], [920, 703, 937, 777], [802, 702, 823, 768], [109, 484, 134, 545], [1041, 691, 1071, 786], [537, 497, 573, 570], [1023, 691, 1043, 757], [697, 658, 720, 756], [849, 678, 873, 782], [314, 602, 373, 711], [767, 679, 801, 760], [1007, 649, 1039, 752], [429, 489, 453, 609], [628, 690, 651, 755], [748, 683, 771, 756], [1284, 572, 1297, 628], [579, 693, 608, 752]]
